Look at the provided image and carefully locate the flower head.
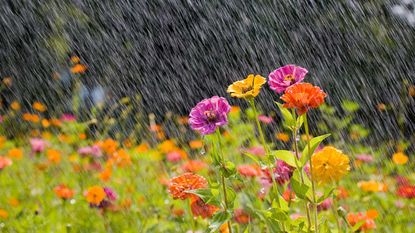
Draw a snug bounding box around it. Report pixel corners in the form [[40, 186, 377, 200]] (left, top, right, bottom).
[[168, 173, 208, 200], [189, 96, 231, 135], [358, 180, 387, 192], [86, 186, 106, 205], [30, 138, 49, 153], [237, 164, 261, 177], [181, 160, 208, 172], [311, 146, 350, 184], [227, 74, 266, 99], [190, 197, 219, 219], [396, 185, 415, 199], [347, 212, 376, 232], [392, 152, 408, 165], [54, 184, 75, 200], [261, 160, 295, 189], [78, 145, 102, 157], [268, 65, 308, 93], [0, 156, 12, 170], [281, 83, 327, 115]]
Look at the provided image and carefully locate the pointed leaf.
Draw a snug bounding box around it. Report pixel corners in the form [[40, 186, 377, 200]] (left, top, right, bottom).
[[301, 134, 331, 166], [272, 150, 297, 167]]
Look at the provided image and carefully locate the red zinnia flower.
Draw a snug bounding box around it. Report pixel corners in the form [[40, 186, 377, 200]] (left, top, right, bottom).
[[190, 197, 219, 219], [237, 164, 261, 177], [280, 83, 327, 115], [396, 185, 415, 199], [168, 173, 208, 200]]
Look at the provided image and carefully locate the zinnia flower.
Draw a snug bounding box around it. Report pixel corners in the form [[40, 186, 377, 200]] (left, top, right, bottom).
[[190, 197, 219, 219], [30, 138, 48, 153], [392, 152, 408, 165], [280, 82, 327, 115], [54, 184, 75, 200], [181, 160, 208, 172], [227, 74, 266, 99], [260, 160, 294, 191], [396, 185, 415, 199], [0, 156, 12, 170], [168, 173, 208, 200], [86, 186, 106, 205], [347, 212, 376, 232], [268, 65, 308, 93], [189, 96, 231, 135], [234, 209, 250, 224], [311, 146, 350, 184], [358, 180, 387, 193], [258, 115, 273, 124], [78, 145, 102, 157], [237, 164, 261, 177]]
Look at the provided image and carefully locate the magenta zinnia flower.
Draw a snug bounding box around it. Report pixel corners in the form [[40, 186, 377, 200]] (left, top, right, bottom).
[[189, 96, 231, 135], [30, 138, 49, 153], [268, 64, 308, 93]]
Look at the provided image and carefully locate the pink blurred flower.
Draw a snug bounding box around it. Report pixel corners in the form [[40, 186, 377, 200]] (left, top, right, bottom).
[[317, 197, 333, 211], [166, 151, 182, 163], [356, 154, 374, 163], [78, 145, 102, 157], [258, 115, 273, 124], [268, 65, 308, 94], [0, 156, 12, 170], [30, 138, 48, 153], [245, 146, 265, 157], [260, 160, 295, 193], [61, 114, 76, 122]]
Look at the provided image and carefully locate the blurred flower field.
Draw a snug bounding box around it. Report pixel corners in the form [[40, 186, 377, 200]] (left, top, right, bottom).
[[0, 65, 414, 233]]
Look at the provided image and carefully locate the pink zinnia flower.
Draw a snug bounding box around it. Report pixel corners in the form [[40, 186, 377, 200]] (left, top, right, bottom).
[[61, 114, 76, 122], [0, 156, 12, 170], [245, 146, 265, 157], [260, 160, 295, 193], [166, 151, 182, 163], [78, 145, 102, 157], [30, 138, 48, 153], [258, 115, 273, 124], [268, 65, 308, 94], [356, 154, 374, 163], [317, 197, 333, 211], [189, 96, 231, 135]]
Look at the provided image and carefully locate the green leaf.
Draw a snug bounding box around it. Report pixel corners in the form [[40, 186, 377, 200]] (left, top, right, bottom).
[[342, 100, 360, 113], [290, 170, 312, 201], [301, 134, 331, 166], [208, 210, 231, 233], [272, 150, 297, 167], [185, 189, 221, 206], [226, 187, 236, 208], [276, 102, 295, 130], [316, 187, 334, 204], [243, 152, 267, 168]]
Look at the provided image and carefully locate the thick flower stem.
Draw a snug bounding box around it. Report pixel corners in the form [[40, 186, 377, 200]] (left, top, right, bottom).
[[250, 99, 286, 232], [215, 130, 233, 233], [304, 113, 318, 233], [291, 109, 312, 232]]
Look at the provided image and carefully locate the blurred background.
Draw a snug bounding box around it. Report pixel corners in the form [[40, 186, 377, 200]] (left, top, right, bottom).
[[0, 0, 414, 142]]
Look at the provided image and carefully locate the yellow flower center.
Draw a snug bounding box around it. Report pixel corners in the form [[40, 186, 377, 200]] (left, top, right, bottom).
[[204, 111, 217, 122], [284, 74, 295, 83]]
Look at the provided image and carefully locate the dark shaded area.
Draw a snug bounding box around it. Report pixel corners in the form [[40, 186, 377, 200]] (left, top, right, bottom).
[[0, 0, 414, 141]]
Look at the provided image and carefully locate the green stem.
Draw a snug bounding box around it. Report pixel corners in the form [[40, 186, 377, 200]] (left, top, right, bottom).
[[187, 198, 196, 232], [304, 113, 318, 233], [331, 195, 342, 233], [250, 99, 286, 232], [216, 130, 233, 233], [292, 109, 312, 232]]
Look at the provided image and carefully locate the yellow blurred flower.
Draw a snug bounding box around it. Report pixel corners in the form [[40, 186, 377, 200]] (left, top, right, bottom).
[[392, 152, 408, 165], [159, 140, 176, 153], [0, 209, 8, 219], [227, 74, 266, 99], [0, 136, 5, 149], [10, 101, 20, 111], [358, 180, 387, 192], [275, 132, 290, 142], [311, 146, 350, 184], [32, 101, 46, 112], [42, 131, 53, 140], [7, 148, 23, 160]]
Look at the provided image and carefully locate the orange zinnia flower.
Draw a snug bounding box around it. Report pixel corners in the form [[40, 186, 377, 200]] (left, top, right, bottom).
[[32, 101, 47, 112], [280, 83, 327, 115], [168, 173, 208, 200], [47, 149, 61, 164], [190, 197, 219, 219], [54, 184, 75, 200], [7, 148, 23, 160], [181, 160, 208, 172], [71, 64, 87, 74], [10, 101, 20, 111], [86, 186, 106, 205], [347, 212, 376, 232]]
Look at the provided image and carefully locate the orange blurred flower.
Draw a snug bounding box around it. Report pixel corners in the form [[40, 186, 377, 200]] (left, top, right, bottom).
[[54, 184, 75, 200], [275, 132, 290, 142], [181, 160, 208, 172], [234, 209, 251, 224], [79, 133, 87, 140], [190, 197, 219, 219], [159, 140, 176, 153], [392, 152, 408, 165], [0, 209, 8, 219], [7, 148, 23, 160], [230, 106, 240, 113], [189, 140, 203, 149], [50, 118, 62, 127], [280, 82, 327, 115], [0, 156, 12, 170], [10, 101, 20, 111], [111, 149, 132, 167], [99, 168, 112, 182], [135, 143, 149, 153], [8, 198, 20, 207], [237, 164, 261, 177], [282, 189, 296, 202], [71, 64, 87, 74], [47, 149, 61, 164], [41, 119, 50, 128], [32, 101, 46, 112], [377, 103, 386, 111], [86, 186, 106, 205], [172, 208, 185, 217], [347, 212, 376, 232], [99, 138, 118, 155], [336, 186, 349, 199], [366, 209, 378, 219], [168, 173, 207, 200], [409, 85, 415, 97]]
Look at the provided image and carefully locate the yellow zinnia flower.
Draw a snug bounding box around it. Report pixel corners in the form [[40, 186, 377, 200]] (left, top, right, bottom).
[[392, 152, 408, 165], [311, 146, 350, 184], [227, 74, 266, 99], [358, 180, 387, 192]]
